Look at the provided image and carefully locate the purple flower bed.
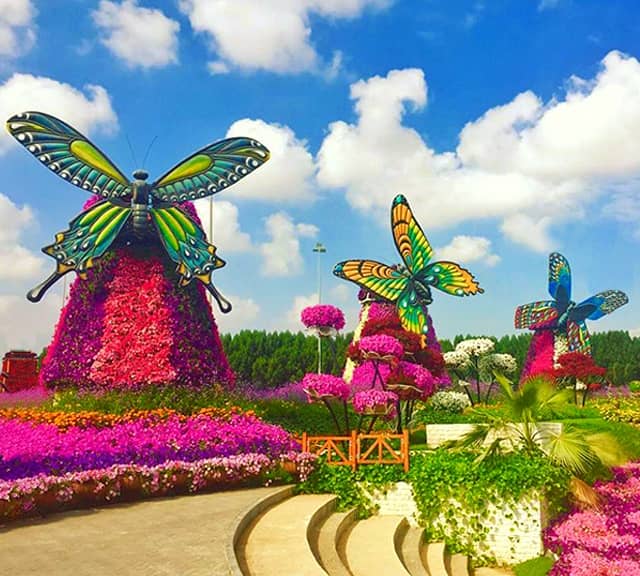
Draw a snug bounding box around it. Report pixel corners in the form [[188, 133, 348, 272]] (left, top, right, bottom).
[[0, 413, 299, 481], [545, 463, 640, 575]]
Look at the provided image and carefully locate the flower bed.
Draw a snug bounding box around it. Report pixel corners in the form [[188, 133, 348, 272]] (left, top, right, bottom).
[[0, 452, 316, 523], [0, 411, 299, 481], [545, 462, 640, 575]]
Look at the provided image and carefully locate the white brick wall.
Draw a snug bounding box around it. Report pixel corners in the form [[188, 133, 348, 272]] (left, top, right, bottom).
[[425, 422, 563, 449], [362, 481, 545, 564]]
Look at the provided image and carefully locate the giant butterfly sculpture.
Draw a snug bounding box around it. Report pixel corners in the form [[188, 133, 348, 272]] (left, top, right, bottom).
[[515, 252, 628, 354], [6, 111, 270, 312], [333, 194, 483, 336]]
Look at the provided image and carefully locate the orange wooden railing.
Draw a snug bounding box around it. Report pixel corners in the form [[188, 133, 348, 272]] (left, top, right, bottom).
[[300, 430, 409, 472]]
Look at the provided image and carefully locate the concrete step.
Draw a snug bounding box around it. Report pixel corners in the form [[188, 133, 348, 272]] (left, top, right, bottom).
[[314, 508, 358, 576], [397, 523, 429, 576], [421, 541, 448, 576], [447, 553, 470, 576], [345, 515, 412, 576], [241, 493, 336, 576], [473, 568, 515, 576]]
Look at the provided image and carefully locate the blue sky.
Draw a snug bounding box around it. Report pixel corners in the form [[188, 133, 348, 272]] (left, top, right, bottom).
[[0, 0, 639, 353]]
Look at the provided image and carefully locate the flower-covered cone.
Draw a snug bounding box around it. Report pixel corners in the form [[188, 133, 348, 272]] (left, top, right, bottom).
[[39, 200, 234, 390]]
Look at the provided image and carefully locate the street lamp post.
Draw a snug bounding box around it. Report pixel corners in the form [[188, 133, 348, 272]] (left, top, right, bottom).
[[312, 242, 326, 373]]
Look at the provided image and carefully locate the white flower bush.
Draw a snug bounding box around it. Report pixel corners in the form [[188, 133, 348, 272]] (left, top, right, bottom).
[[455, 338, 495, 357], [480, 353, 517, 375], [444, 350, 472, 369], [429, 390, 471, 413]]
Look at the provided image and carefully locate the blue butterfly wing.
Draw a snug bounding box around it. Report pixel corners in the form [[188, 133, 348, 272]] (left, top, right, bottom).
[[548, 252, 571, 311], [571, 290, 629, 323]]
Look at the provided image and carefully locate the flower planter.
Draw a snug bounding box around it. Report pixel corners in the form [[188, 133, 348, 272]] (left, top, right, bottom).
[[425, 422, 564, 449]]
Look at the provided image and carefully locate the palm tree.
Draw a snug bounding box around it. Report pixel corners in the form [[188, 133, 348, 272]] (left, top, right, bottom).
[[448, 374, 625, 507]]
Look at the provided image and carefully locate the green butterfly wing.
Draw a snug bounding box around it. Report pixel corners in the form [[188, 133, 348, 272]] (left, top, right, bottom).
[[151, 137, 270, 203], [27, 200, 131, 302], [151, 205, 231, 312], [391, 194, 433, 274], [397, 291, 429, 335], [333, 260, 408, 303], [422, 261, 484, 297], [6, 111, 131, 199]]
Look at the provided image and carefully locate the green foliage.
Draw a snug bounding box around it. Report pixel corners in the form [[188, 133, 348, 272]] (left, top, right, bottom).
[[220, 330, 353, 388], [629, 380, 640, 393], [513, 555, 555, 576], [296, 460, 405, 517], [45, 386, 338, 434]]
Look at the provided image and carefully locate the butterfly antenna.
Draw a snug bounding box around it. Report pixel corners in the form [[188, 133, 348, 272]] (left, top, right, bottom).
[[125, 132, 139, 170], [142, 135, 158, 171]]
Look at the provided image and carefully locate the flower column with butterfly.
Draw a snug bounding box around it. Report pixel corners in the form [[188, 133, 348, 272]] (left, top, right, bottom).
[[333, 194, 484, 432], [6, 111, 270, 390], [515, 252, 628, 380]]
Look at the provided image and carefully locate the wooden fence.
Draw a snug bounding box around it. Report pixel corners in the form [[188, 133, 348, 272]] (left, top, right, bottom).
[[300, 430, 410, 472]]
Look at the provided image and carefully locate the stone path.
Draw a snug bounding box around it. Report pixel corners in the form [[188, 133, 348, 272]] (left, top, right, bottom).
[[0, 486, 283, 576]]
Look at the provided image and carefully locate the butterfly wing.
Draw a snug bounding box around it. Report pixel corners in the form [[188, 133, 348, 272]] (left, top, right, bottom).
[[151, 205, 231, 312], [397, 290, 429, 335], [333, 260, 408, 304], [151, 137, 270, 203], [570, 290, 629, 323], [514, 300, 559, 330], [567, 320, 592, 354], [391, 194, 433, 274], [421, 261, 483, 297], [6, 111, 131, 199], [28, 201, 131, 301], [548, 252, 571, 311]]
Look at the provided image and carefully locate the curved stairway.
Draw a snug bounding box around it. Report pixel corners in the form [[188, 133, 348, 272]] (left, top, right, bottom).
[[230, 487, 514, 576]]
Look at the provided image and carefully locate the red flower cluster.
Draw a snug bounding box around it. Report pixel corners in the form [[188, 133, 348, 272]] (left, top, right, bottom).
[[554, 352, 607, 386]]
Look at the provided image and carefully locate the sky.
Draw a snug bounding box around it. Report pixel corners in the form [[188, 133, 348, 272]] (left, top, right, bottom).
[[0, 0, 639, 354]]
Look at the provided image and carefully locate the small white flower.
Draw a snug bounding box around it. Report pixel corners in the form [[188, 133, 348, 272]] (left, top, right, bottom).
[[444, 350, 471, 368], [456, 338, 495, 357]]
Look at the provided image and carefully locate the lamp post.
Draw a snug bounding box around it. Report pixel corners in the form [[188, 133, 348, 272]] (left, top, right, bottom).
[[208, 197, 214, 306], [312, 242, 326, 373]]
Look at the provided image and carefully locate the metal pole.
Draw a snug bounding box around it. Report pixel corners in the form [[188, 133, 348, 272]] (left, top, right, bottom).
[[312, 242, 326, 374], [208, 197, 214, 305]]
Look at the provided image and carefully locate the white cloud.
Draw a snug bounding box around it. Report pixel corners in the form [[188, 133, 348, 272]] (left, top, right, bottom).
[[0, 74, 118, 155], [259, 212, 318, 277], [193, 199, 252, 252], [215, 293, 260, 334], [437, 235, 500, 267], [179, 0, 389, 75], [0, 0, 36, 59], [0, 193, 45, 280], [317, 53, 640, 252], [93, 0, 179, 69], [0, 293, 61, 354], [225, 119, 317, 203]]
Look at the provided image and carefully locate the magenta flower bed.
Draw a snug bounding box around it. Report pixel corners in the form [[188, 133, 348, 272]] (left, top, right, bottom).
[[545, 463, 640, 575], [0, 412, 299, 482]]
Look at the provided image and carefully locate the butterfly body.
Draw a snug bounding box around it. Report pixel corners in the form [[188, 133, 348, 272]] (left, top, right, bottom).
[[333, 194, 483, 336], [7, 111, 270, 311], [514, 252, 628, 354]]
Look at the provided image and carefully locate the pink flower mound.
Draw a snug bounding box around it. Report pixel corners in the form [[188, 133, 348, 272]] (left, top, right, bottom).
[[396, 361, 437, 396], [545, 463, 640, 575], [89, 253, 176, 386], [40, 200, 233, 389], [521, 330, 554, 380], [351, 361, 392, 391], [302, 373, 350, 401], [300, 305, 345, 330], [359, 335, 403, 358], [352, 389, 398, 414]]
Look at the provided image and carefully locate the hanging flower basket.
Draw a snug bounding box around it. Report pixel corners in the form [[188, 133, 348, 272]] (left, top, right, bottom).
[[301, 305, 345, 332], [306, 325, 338, 338], [302, 373, 350, 402], [353, 389, 398, 415]]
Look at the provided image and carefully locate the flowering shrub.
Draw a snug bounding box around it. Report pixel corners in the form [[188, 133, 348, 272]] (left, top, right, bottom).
[[554, 352, 607, 406], [0, 412, 299, 481], [0, 387, 51, 407], [358, 335, 404, 359], [300, 305, 345, 331], [352, 389, 398, 415], [444, 350, 472, 371], [480, 353, 517, 375], [545, 463, 640, 575], [302, 374, 350, 401], [521, 330, 555, 380], [455, 338, 495, 357], [429, 390, 471, 413]]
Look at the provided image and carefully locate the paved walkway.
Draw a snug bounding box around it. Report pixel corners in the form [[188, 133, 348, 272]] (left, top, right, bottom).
[[0, 486, 283, 576]]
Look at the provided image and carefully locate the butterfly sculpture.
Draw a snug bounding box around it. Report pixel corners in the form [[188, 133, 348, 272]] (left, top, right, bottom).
[[514, 252, 628, 354], [6, 111, 270, 312], [333, 194, 484, 336]]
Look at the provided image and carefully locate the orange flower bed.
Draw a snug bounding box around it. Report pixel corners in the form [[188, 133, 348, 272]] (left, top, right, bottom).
[[0, 406, 251, 430]]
